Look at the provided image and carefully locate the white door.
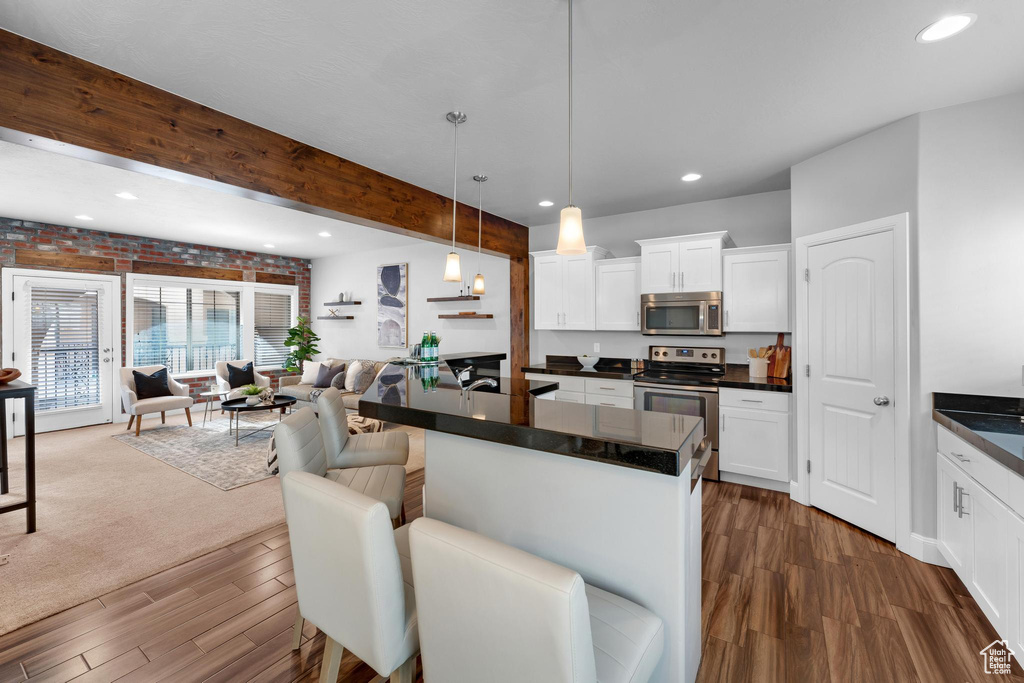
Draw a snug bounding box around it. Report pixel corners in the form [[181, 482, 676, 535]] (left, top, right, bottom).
[[595, 260, 640, 330], [936, 453, 970, 576], [679, 239, 720, 292], [561, 253, 594, 330], [640, 243, 678, 293], [723, 249, 790, 332], [807, 230, 896, 540], [9, 274, 119, 434], [533, 254, 562, 329]]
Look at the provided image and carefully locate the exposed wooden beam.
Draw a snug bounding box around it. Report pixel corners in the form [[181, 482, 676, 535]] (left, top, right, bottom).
[[0, 28, 529, 374], [15, 249, 114, 272], [131, 260, 244, 282]]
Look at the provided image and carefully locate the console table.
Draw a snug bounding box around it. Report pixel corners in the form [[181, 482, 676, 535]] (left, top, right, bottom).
[[0, 380, 36, 533]]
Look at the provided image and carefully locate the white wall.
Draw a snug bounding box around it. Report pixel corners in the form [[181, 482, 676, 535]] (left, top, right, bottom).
[[311, 240, 511, 375], [528, 190, 792, 364]]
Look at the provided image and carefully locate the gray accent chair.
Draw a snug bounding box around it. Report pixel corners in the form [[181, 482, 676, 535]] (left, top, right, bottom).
[[119, 365, 194, 436]]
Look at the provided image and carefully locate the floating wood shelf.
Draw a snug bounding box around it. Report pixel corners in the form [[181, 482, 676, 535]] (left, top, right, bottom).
[[426, 295, 481, 302], [317, 315, 354, 320], [324, 301, 361, 306], [438, 314, 493, 319]]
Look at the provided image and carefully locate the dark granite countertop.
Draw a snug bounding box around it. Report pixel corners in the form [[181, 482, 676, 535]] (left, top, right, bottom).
[[442, 351, 507, 365], [360, 362, 704, 477], [520, 360, 792, 392], [718, 364, 793, 393], [522, 363, 637, 381], [933, 393, 1024, 479]]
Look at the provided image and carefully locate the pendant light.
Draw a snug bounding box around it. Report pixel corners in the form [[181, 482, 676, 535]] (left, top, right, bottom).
[[472, 174, 488, 295], [443, 111, 467, 282], [556, 0, 586, 255]]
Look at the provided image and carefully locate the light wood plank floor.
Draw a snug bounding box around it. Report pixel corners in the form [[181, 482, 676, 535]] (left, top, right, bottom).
[[1, 475, 1020, 682]]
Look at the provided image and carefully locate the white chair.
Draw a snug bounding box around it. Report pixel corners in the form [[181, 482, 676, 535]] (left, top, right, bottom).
[[409, 517, 665, 683], [281, 471, 418, 683], [119, 365, 194, 436], [215, 359, 271, 400]]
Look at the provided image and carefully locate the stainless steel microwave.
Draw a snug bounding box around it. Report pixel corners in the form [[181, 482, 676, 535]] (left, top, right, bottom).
[[640, 291, 723, 336]]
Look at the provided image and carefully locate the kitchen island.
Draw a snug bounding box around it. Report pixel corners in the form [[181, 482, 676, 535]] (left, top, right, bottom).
[[360, 360, 708, 683]]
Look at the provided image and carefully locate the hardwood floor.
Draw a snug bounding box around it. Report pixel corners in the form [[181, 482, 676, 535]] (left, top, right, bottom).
[[1, 473, 1020, 682]]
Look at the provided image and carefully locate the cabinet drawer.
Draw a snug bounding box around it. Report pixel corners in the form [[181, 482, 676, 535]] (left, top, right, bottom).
[[584, 378, 633, 398], [585, 394, 633, 409], [555, 390, 587, 404], [719, 388, 790, 413], [525, 373, 586, 394], [937, 425, 1009, 502]]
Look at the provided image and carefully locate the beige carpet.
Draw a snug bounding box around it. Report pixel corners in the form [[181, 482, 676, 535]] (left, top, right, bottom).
[[0, 414, 425, 636]]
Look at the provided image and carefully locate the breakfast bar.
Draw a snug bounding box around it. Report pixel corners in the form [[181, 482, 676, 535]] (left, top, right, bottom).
[[360, 360, 709, 683]]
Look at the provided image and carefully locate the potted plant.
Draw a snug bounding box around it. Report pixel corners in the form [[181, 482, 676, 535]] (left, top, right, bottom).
[[283, 316, 321, 374], [240, 384, 263, 406]]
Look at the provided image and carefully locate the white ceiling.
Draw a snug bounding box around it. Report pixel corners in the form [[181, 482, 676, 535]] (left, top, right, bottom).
[[0, 140, 418, 259], [1, 1, 1024, 227]]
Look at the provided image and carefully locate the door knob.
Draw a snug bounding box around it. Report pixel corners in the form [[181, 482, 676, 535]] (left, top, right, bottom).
[[873, 396, 890, 406]]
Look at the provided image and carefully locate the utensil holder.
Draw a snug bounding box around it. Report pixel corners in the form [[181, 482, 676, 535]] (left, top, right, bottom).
[[749, 357, 769, 379]]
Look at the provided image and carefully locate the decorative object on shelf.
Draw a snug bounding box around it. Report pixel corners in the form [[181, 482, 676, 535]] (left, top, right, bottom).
[[0, 368, 21, 385], [283, 316, 321, 373], [377, 262, 408, 347], [557, 0, 586, 255], [328, 308, 338, 317], [472, 174, 488, 295], [443, 111, 466, 282]]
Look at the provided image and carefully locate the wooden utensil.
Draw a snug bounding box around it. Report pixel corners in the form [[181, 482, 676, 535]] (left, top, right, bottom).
[[767, 333, 791, 379]]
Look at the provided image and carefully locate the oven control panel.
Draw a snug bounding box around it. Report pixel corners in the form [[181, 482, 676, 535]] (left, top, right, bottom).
[[649, 346, 724, 365]]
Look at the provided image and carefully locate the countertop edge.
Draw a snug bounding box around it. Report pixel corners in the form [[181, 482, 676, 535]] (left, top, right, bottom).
[[932, 409, 1024, 480], [521, 364, 793, 393]]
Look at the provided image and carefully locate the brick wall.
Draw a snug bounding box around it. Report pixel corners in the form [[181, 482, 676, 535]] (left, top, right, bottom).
[[1, 216, 311, 403]]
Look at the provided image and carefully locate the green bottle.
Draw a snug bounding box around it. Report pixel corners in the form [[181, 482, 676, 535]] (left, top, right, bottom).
[[430, 331, 439, 362], [420, 331, 428, 360]]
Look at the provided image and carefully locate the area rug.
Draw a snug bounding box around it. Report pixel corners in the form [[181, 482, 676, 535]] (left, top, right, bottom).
[[112, 412, 279, 490]]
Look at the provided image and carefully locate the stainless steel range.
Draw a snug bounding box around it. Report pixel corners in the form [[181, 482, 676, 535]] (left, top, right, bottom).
[[634, 345, 725, 481]]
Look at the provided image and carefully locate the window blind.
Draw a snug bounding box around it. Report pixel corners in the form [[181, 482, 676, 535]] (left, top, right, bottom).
[[254, 291, 293, 367], [30, 287, 101, 412], [132, 285, 240, 373]]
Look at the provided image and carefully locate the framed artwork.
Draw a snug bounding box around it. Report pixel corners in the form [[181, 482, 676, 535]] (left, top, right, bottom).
[[377, 262, 407, 347]]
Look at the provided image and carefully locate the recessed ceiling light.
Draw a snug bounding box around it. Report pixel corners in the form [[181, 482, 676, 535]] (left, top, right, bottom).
[[681, 173, 702, 182], [114, 192, 138, 200], [916, 14, 976, 43], [264, 244, 275, 249], [318, 231, 332, 237], [75, 215, 94, 221], [538, 200, 554, 207]]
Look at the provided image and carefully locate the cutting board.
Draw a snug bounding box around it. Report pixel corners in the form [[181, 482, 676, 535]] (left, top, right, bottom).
[[767, 333, 791, 379]]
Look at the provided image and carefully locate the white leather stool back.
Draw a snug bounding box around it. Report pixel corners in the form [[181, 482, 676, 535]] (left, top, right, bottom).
[[281, 471, 411, 675], [409, 518, 597, 683], [274, 407, 329, 478]]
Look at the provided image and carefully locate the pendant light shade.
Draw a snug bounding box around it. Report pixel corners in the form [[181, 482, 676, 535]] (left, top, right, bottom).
[[556, 0, 586, 255], [472, 174, 488, 294], [443, 111, 467, 283]]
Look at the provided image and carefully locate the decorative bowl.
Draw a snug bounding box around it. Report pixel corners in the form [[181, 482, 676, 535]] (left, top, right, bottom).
[[0, 368, 21, 385], [576, 356, 599, 369]]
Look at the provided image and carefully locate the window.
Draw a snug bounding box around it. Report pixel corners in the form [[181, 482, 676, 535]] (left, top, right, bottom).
[[254, 291, 292, 367], [133, 284, 241, 374]]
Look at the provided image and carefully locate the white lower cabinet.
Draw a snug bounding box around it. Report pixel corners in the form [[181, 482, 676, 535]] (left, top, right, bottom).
[[935, 424, 1024, 648], [718, 388, 790, 483], [525, 373, 633, 409]]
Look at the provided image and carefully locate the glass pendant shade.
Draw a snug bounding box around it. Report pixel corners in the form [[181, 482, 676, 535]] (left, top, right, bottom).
[[556, 205, 586, 254], [472, 272, 486, 295], [443, 251, 462, 282]]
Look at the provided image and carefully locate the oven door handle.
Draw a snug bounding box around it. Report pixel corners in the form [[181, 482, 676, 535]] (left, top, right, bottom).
[[634, 382, 718, 393]]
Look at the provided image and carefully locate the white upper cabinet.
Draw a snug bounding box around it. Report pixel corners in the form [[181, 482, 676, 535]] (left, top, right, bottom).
[[530, 247, 610, 330], [595, 258, 641, 331], [723, 245, 791, 332], [637, 231, 734, 294]]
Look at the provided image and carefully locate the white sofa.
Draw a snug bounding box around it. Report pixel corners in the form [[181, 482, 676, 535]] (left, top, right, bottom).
[[119, 365, 194, 436], [215, 359, 271, 400]]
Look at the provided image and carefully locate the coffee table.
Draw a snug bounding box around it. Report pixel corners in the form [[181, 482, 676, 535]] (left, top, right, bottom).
[[221, 396, 297, 447]]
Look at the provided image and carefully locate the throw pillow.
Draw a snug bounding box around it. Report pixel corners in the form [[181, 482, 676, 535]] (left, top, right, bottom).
[[133, 368, 172, 400], [354, 359, 379, 395], [300, 361, 323, 385], [330, 367, 349, 390], [344, 362, 362, 392], [227, 361, 255, 389], [314, 362, 347, 388]]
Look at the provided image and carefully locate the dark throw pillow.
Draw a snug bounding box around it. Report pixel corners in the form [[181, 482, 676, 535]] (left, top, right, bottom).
[[133, 368, 172, 400], [227, 362, 255, 389], [315, 362, 347, 389]]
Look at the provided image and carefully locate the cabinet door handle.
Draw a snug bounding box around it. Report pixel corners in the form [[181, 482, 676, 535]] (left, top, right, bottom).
[[680, 271, 684, 289], [950, 451, 970, 463], [721, 415, 725, 432], [741, 399, 763, 403], [672, 272, 676, 289], [952, 481, 958, 512], [957, 486, 970, 518], [600, 402, 615, 407]]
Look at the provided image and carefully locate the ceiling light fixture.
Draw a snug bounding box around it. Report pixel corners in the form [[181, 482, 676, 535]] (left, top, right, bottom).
[[114, 192, 138, 200], [556, 0, 586, 255], [539, 200, 554, 207], [443, 111, 467, 283], [681, 173, 702, 182], [75, 215, 93, 221], [318, 231, 332, 237], [916, 14, 976, 43], [264, 243, 275, 249], [472, 174, 488, 295]]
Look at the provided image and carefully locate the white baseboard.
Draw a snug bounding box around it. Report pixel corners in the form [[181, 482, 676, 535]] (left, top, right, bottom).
[[718, 471, 790, 493], [900, 532, 949, 567]]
